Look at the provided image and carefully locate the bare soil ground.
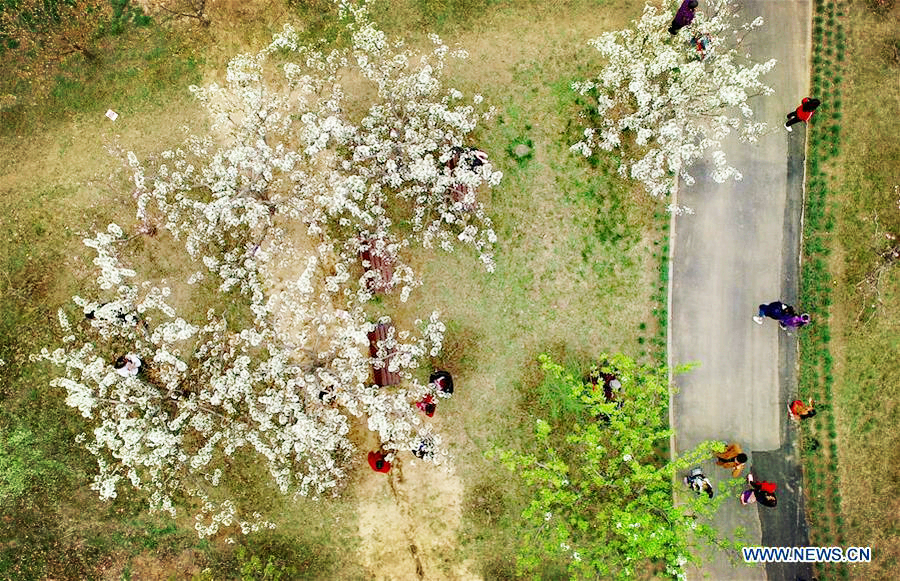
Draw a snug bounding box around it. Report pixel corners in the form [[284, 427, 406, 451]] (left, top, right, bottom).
[[354, 430, 476, 580]]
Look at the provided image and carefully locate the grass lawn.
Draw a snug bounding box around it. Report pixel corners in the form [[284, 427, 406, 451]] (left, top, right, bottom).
[[800, 1, 900, 579], [0, 0, 667, 578], [830, 4, 900, 579]]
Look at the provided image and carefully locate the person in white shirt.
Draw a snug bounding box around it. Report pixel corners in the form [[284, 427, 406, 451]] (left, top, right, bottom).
[[114, 353, 141, 377]]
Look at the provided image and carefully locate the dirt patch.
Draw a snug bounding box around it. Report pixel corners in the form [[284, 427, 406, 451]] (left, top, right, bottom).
[[100, 549, 202, 581], [355, 443, 477, 581]]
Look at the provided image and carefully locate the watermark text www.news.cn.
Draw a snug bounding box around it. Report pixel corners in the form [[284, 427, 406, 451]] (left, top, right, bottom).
[[742, 546, 871, 563]]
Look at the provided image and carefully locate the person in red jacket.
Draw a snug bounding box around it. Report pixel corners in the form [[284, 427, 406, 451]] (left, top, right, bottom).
[[785, 97, 821, 131], [415, 394, 436, 417], [740, 472, 777, 507], [368, 450, 391, 473], [789, 398, 816, 420]]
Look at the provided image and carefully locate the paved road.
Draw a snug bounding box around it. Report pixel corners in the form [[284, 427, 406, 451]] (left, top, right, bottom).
[[670, 1, 814, 580]]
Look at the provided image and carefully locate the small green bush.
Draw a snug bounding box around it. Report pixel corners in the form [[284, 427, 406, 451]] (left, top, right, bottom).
[[0, 425, 69, 507], [107, 0, 152, 36]]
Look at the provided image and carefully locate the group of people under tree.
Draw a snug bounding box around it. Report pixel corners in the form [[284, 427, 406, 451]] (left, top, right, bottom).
[[83, 246, 463, 479], [367, 371, 454, 473], [96, 312, 459, 477], [361, 142, 484, 473]]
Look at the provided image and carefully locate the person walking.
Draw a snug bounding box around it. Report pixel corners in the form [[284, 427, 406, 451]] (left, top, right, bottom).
[[715, 443, 748, 477], [785, 97, 821, 132], [780, 312, 811, 330], [753, 301, 795, 325], [669, 0, 698, 35]]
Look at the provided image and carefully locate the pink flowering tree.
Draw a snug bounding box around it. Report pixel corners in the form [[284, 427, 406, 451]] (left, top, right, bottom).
[[571, 0, 776, 208], [38, 0, 499, 537]]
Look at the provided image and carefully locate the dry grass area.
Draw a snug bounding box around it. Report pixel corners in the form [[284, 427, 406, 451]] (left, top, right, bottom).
[[0, 0, 666, 579], [825, 2, 900, 579]]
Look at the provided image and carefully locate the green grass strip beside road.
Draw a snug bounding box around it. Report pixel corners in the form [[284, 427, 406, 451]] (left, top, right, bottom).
[[799, 1, 847, 579]]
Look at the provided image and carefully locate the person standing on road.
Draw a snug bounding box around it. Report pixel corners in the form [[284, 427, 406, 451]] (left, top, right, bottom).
[[741, 473, 778, 507], [785, 97, 821, 131], [753, 301, 795, 325], [715, 443, 748, 477], [669, 0, 698, 35]]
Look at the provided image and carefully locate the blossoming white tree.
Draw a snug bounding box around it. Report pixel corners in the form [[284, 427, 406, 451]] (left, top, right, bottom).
[[38, 0, 500, 537], [571, 0, 776, 204], [132, 0, 501, 303]]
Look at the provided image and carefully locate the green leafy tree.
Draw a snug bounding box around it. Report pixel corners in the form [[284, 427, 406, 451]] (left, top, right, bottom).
[[493, 354, 739, 580]]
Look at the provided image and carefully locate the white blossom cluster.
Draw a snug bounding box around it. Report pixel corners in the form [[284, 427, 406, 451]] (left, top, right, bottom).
[[83, 224, 137, 290], [38, 242, 356, 530], [571, 0, 776, 201], [260, 243, 450, 459], [40, 2, 494, 536], [39, 230, 452, 535], [130, 0, 500, 309]]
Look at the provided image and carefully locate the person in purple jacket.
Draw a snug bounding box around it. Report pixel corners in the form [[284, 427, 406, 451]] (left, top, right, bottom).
[[669, 0, 698, 35], [780, 313, 811, 330]]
